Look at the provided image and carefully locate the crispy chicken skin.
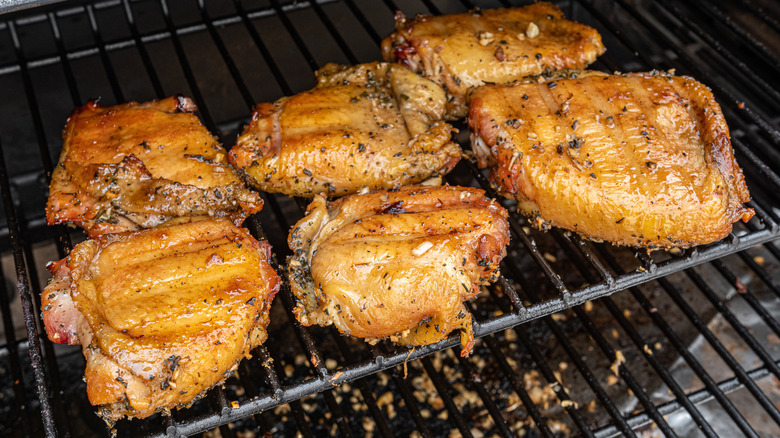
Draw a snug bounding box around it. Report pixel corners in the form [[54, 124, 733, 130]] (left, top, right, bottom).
[[287, 185, 509, 356], [382, 2, 605, 118], [228, 62, 461, 197], [46, 96, 263, 237], [468, 71, 754, 248], [41, 217, 280, 422]]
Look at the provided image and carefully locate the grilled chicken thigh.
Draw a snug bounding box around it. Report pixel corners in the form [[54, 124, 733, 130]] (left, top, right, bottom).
[[46, 96, 263, 237], [41, 217, 280, 421], [468, 71, 754, 248], [382, 2, 605, 118], [228, 62, 461, 197], [288, 185, 510, 356]]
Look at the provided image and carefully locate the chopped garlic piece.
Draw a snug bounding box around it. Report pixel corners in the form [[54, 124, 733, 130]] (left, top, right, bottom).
[[412, 241, 434, 256], [526, 22, 539, 38]]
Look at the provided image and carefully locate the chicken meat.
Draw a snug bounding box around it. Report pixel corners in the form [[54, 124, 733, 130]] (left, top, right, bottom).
[[228, 62, 461, 198], [382, 2, 605, 118], [468, 70, 754, 248], [287, 185, 510, 356], [46, 96, 263, 237], [41, 217, 280, 422]]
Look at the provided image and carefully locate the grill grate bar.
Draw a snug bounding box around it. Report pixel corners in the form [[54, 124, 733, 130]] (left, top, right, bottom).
[[568, 246, 719, 435], [0, 252, 31, 435], [85, 3, 125, 102], [594, 361, 780, 438], [420, 356, 474, 438], [307, 0, 359, 65], [504, 252, 638, 437], [708, 260, 780, 337], [658, 274, 780, 430], [686, 0, 780, 72], [487, 321, 595, 437], [270, 0, 320, 71], [46, 11, 83, 107], [465, 161, 571, 298], [593, 244, 759, 436], [476, 287, 595, 436], [655, 0, 780, 109], [387, 364, 435, 438], [233, 0, 294, 95], [455, 352, 515, 438], [0, 137, 56, 436], [121, 0, 165, 98], [685, 263, 780, 379], [199, 0, 255, 112], [342, 0, 383, 45], [333, 336, 394, 438], [159, 0, 217, 132], [599, 0, 780, 146], [733, 0, 780, 34]]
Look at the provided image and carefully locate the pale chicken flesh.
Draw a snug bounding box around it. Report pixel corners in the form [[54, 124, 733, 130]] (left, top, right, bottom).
[[288, 185, 510, 356], [41, 217, 280, 422], [228, 62, 461, 198], [46, 96, 263, 237], [468, 71, 753, 248], [382, 2, 605, 118]]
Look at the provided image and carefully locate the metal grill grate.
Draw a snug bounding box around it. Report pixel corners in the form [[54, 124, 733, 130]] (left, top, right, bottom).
[[0, 0, 778, 436]]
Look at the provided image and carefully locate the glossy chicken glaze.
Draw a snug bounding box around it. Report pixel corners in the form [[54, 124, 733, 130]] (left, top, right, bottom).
[[46, 96, 263, 237], [288, 185, 509, 356], [468, 71, 753, 248], [41, 218, 280, 422], [228, 62, 461, 197], [382, 2, 605, 118]]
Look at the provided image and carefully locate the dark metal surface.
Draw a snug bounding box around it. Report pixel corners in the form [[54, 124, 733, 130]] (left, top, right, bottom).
[[0, 0, 778, 437]]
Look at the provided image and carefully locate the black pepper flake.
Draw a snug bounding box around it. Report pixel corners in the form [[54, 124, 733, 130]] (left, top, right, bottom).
[[522, 94, 529, 100], [557, 145, 564, 154], [535, 53, 542, 59], [358, 143, 366, 152], [400, 94, 409, 101], [590, 173, 597, 179], [616, 217, 625, 224], [303, 168, 312, 176], [571, 120, 578, 130], [646, 161, 657, 169], [547, 81, 557, 88]]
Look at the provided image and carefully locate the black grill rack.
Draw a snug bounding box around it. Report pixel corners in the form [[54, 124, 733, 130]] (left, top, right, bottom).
[[0, 0, 779, 436]]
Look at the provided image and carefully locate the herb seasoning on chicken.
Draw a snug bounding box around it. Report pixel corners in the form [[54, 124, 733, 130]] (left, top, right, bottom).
[[46, 96, 263, 237], [228, 62, 461, 197], [287, 185, 510, 356], [382, 2, 605, 118], [468, 71, 753, 248], [41, 217, 280, 422]]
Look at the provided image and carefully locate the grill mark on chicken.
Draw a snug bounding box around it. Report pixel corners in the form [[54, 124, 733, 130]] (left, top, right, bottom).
[[46, 96, 262, 237], [468, 71, 753, 248], [229, 62, 460, 198], [41, 218, 280, 422], [287, 185, 509, 356]]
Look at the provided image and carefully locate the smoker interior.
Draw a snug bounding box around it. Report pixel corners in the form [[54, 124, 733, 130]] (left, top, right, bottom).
[[0, 0, 779, 436]]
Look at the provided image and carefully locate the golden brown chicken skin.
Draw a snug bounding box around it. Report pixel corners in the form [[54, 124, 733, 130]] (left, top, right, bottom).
[[288, 185, 509, 356], [382, 2, 605, 118], [468, 71, 754, 248], [41, 217, 280, 422], [46, 96, 263, 237], [228, 62, 461, 198]]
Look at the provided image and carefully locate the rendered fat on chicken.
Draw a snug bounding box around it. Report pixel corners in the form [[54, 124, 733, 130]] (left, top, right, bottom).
[[46, 96, 263, 237], [41, 217, 280, 421], [288, 185, 510, 356], [381, 2, 605, 118], [468, 71, 754, 248], [228, 62, 461, 197]]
